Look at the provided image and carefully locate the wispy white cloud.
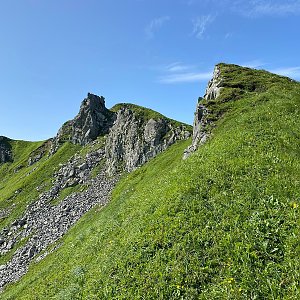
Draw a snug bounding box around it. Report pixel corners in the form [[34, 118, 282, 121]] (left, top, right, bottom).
[[158, 62, 213, 84], [241, 59, 265, 69], [192, 15, 215, 39], [250, 0, 300, 16], [186, 0, 199, 5], [235, 0, 300, 17], [186, 0, 300, 17], [224, 32, 233, 39], [157, 61, 212, 83], [165, 62, 195, 73], [185, 0, 215, 6], [145, 16, 170, 39], [159, 72, 212, 83], [270, 66, 300, 79]]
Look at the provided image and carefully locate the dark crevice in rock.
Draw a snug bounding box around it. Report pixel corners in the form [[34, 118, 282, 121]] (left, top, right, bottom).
[[0, 136, 13, 164]]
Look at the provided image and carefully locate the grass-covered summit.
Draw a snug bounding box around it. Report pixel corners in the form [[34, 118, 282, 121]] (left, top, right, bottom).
[[110, 103, 186, 128], [2, 63, 300, 299]]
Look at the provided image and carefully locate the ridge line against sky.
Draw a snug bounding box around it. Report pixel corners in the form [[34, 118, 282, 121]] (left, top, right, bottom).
[[0, 0, 299, 141]]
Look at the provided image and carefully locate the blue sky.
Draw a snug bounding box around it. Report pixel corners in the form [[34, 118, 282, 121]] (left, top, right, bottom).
[[0, 0, 299, 141]]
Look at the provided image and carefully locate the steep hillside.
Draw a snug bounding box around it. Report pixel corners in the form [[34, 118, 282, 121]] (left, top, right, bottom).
[[2, 63, 300, 299], [0, 96, 191, 291]]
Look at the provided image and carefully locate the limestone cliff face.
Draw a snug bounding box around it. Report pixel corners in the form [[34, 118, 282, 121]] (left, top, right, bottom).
[[204, 65, 223, 100], [183, 101, 209, 159], [50, 93, 191, 173], [51, 93, 115, 153], [0, 136, 12, 163], [105, 107, 191, 174], [183, 65, 223, 159]]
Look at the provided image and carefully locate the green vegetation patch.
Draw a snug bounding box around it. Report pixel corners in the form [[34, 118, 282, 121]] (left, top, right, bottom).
[[111, 103, 192, 131], [51, 184, 88, 206], [57, 121, 73, 143], [0, 141, 81, 230]]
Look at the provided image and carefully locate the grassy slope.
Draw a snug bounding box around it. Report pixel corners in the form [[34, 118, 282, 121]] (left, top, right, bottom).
[[2, 64, 300, 299], [0, 141, 81, 231]]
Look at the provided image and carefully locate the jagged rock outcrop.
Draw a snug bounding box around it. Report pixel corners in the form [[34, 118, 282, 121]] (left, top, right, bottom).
[[51, 93, 191, 173], [105, 107, 191, 174], [183, 100, 209, 159], [183, 65, 223, 159], [50, 93, 115, 153], [204, 65, 223, 100], [0, 136, 13, 164]]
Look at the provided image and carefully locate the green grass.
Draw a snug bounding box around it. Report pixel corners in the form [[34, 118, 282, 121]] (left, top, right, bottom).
[[56, 121, 73, 142], [2, 64, 300, 299], [0, 141, 81, 231], [110, 103, 166, 121], [110, 103, 192, 130]]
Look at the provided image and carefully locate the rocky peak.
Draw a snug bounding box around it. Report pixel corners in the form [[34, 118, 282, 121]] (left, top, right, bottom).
[[51, 93, 115, 153], [77, 93, 107, 122], [71, 93, 113, 145], [0, 136, 13, 164]]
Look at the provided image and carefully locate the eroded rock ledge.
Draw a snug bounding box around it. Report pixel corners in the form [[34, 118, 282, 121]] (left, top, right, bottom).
[[183, 65, 223, 159]]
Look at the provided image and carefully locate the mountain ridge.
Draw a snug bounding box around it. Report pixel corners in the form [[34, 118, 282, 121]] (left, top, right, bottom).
[[0, 92, 192, 290], [1, 63, 300, 299]]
